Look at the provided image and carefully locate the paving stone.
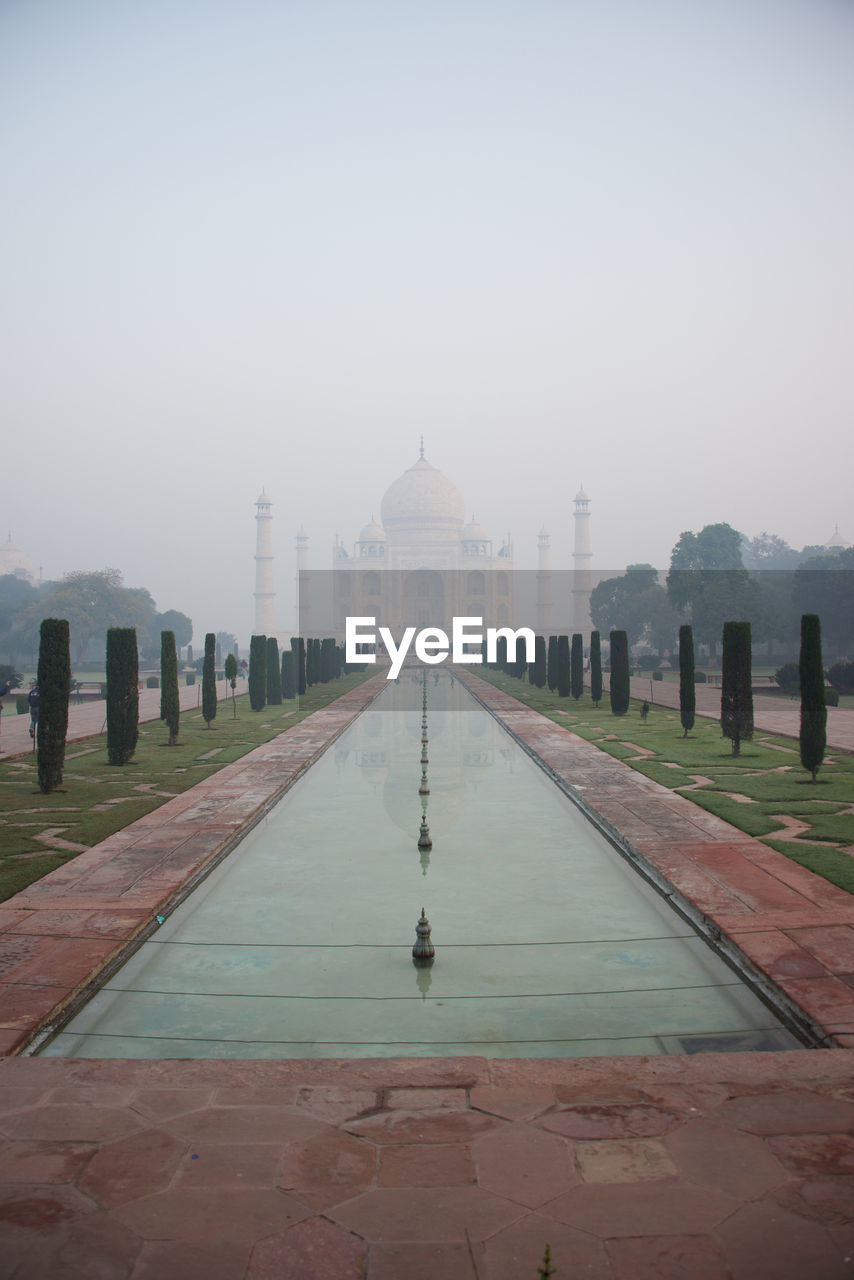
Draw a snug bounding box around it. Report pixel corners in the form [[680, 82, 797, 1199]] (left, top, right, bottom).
[[468, 1085, 556, 1121], [385, 1087, 467, 1110], [211, 1086, 300, 1107], [0, 1182, 96, 1230], [575, 1137, 677, 1184], [733, 929, 827, 979], [294, 1086, 379, 1124], [368, 1241, 480, 1280], [330, 1186, 525, 1243], [714, 1200, 851, 1279], [113, 1187, 310, 1245], [664, 1118, 787, 1198], [130, 1087, 215, 1121], [606, 1232, 730, 1279], [0, 1138, 95, 1184], [346, 1106, 500, 1146], [278, 1129, 377, 1210], [77, 1128, 189, 1208], [541, 1103, 681, 1140], [4, 1210, 143, 1280], [172, 1140, 283, 1188], [713, 1090, 854, 1135], [378, 1141, 473, 1187], [480, 1212, 608, 1280], [164, 1104, 324, 1145], [771, 1175, 854, 1225], [246, 1216, 366, 1279], [789, 926, 854, 975], [130, 1238, 250, 1280], [0, 1103, 143, 1144], [473, 1123, 578, 1208], [766, 1133, 854, 1175], [543, 1180, 738, 1237]]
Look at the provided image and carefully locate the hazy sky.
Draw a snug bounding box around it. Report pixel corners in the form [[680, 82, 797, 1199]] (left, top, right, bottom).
[[2, 0, 852, 643]]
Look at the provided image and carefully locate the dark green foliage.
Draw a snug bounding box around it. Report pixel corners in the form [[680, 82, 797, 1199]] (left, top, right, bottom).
[[609, 630, 630, 715], [774, 662, 800, 692], [0, 664, 23, 690], [496, 635, 508, 673], [160, 630, 180, 744], [249, 635, 267, 711], [202, 633, 217, 727], [305, 638, 315, 686], [281, 648, 296, 699], [557, 635, 570, 697], [590, 631, 602, 706], [827, 660, 854, 694], [721, 621, 753, 756], [547, 636, 558, 691], [532, 635, 547, 687], [224, 652, 238, 719], [679, 624, 695, 738], [320, 637, 336, 683], [825, 688, 839, 707], [106, 627, 139, 765], [292, 637, 307, 695], [570, 633, 583, 700], [36, 618, 70, 793], [537, 1243, 555, 1279], [694, 670, 707, 683], [266, 636, 282, 704], [146, 675, 159, 688], [799, 614, 826, 782], [652, 669, 663, 680]]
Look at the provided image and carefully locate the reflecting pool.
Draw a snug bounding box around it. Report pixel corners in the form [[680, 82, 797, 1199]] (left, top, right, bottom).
[[42, 674, 801, 1058]]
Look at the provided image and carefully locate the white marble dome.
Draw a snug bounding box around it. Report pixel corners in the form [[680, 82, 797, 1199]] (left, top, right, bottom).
[[0, 536, 36, 583], [380, 456, 465, 532], [358, 519, 387, 543]]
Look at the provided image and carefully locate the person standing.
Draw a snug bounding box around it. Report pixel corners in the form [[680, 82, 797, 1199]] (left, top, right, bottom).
[[27, 681, 39, 739]]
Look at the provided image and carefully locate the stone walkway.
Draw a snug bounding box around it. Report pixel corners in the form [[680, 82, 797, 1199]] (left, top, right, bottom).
[[1, 671, 853, 1276]]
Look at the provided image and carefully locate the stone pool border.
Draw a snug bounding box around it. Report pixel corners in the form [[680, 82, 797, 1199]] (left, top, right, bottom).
[[1, 666, 853, 1056]]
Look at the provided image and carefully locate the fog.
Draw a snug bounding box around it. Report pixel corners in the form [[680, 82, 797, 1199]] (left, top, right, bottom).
[[2, 0, 852, 645]]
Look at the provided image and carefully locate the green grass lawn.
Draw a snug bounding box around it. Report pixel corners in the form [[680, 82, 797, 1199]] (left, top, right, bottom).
[[0, 672, 375, 903], [471, 668, 854, 896]]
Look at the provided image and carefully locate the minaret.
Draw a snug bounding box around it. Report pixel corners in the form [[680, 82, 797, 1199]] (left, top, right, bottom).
[[253, 490, 275, 636], [296, 526, 311, 638], [537, 526, 552, 636], [572, 486, 593, 633]]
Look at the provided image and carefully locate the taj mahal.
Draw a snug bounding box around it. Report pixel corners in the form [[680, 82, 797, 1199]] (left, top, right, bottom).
[[253, 444, 594, 643]]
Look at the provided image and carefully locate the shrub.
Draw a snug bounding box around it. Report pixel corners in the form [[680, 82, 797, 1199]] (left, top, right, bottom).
[[185, 673, 195, 686], [774, 662, 800, 692], [694, 670, 707, 683], [557, 635, 570, 697], [827, 660, 854, 694], [652, 669, 663, 681], [146, 675, 159, 688], [679, 624, 696, 738], [282, 648, 296, 699], [266, 636, 282, 704], [202, 633, 217, 727], [825, 688, 839, 707], [637, 654, 659, 670], [16, 695, 28, 714], [800, 614, 826, 783], [571, 633, 584, 700], [590, 631, 602, 707], [160, 631, 180, 745], [721, 621, 753, 756], [609, 630, 630, 716], [37, 618, 70, 794], [106, 627, 139, 765], [249, 635, 267, 711]]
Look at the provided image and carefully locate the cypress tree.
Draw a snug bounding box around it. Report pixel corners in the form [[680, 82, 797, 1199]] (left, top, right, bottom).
[[609, 630, 630, 716], [160, 630, 180, 744], [202, 632, 217, 727], [305, 638, 316, 686], [282, 648, 296, 699], [106, 627, 139, 764], [678, 623, 696, 738], [249, 634, 267, 711], [266, 636, 282, 704], [224, 651, 238, 718], [36, 617, 70, 794], [570, 633, 584, 701], [721, 621, 753, 756], [557, 635, 570, 696], [590, 631, 602, 707], [547, 636, 558, 691], [799, 613, 826, 783], [496, 635, 508, 673], [321, 637, 336, 683], [293, 637, 307, 695], [533, 635, 547, 687]]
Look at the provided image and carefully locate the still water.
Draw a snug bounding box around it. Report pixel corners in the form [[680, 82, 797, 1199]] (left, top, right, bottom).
[[42, 674, 800, 1058]]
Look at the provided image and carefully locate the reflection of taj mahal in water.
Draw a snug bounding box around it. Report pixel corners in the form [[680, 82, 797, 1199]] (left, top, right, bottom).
[[253, 444, 593, 640]]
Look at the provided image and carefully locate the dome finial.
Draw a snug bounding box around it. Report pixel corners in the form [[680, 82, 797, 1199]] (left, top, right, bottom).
[[419, 434, 425, 460]]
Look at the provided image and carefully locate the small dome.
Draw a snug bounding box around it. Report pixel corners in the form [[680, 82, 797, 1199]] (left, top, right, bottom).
[[359, 519, 387, 543], [256, 489, 272, 505], [826, 524, 848, 549], [462, 519, 489, 542], [381, 456, 465, 531], [575, 485, 589, 503], [0, 536, 36, 583]]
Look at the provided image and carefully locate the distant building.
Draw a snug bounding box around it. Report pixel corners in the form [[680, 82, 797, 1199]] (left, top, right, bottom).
[[0, 535, 37, 585]]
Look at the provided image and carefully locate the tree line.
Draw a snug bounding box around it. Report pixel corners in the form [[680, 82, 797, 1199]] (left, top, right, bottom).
[[590, 523, 852, 661]]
